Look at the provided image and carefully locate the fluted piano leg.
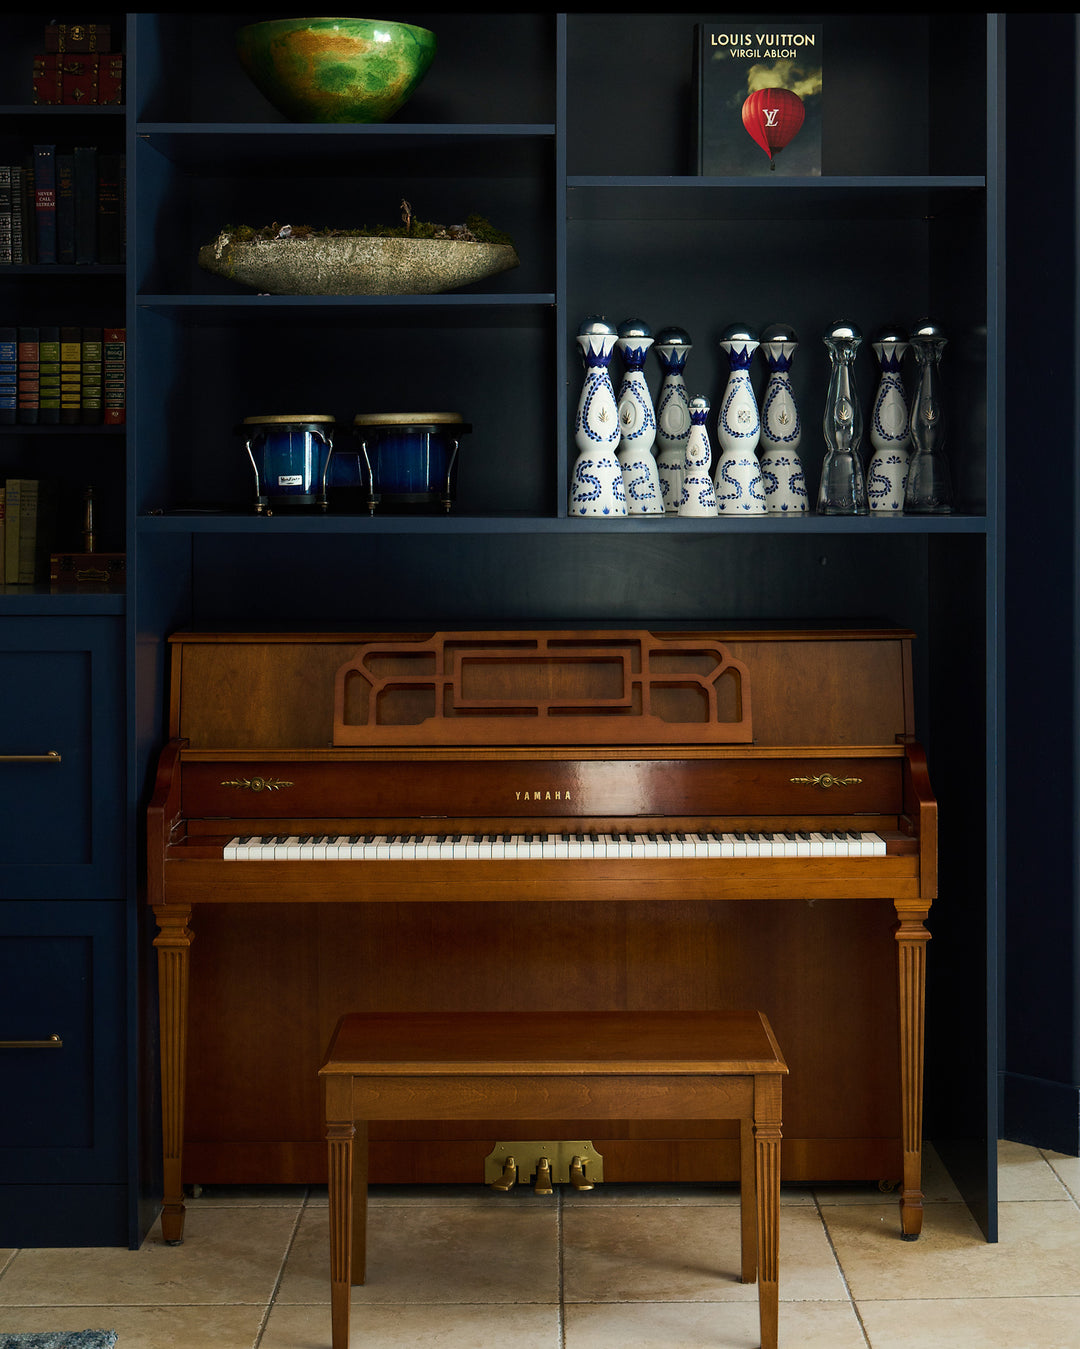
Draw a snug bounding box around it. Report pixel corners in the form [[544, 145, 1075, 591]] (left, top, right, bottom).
[[326, 1076, 367, 1349], [152, 903, 193, 1244], [754, 1076, 782, 1349], [738, 1116, 756, 1284], [895, 899, 931, 1239]]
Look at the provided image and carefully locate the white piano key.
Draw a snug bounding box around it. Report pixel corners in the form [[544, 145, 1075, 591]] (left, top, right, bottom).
[[635, 833, 658, 858], [866, 831, 887, 855], [773, 832, 798, 858], [810, 831, 835, 857], [566, 833, 583, 859]]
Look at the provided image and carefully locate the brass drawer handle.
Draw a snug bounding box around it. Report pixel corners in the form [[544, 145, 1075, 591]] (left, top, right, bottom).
[[790, 773, 862, 789], [1, 1033, 63, 1049], [0, 750, 62, 764]]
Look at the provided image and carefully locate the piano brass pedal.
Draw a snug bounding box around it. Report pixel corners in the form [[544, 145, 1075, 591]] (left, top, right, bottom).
[[533, 1157, 554, 1195], [483, 1140, 604, 1191], [569, 1155, 594, 1191], [489, 1156, 518, 1193]]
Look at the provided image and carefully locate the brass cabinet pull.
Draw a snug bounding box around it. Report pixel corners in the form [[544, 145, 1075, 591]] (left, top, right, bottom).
[[1, 1033, 63, 1049], [0, 750, 62, 764]]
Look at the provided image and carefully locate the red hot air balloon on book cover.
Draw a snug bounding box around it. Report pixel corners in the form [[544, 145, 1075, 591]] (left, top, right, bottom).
[[742, 86, 806, 167], [695, 23, 822, 177]]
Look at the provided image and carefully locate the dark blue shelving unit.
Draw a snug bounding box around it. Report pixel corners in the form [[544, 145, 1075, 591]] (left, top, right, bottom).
[[5, 10, 1051, 1250]]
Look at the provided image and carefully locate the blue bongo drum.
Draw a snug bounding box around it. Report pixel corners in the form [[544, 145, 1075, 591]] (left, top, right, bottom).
[[239, 414, 335, 513], [351, 412, 470, 513]]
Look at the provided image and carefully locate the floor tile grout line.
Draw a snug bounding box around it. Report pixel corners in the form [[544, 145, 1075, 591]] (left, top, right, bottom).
[[557, 1186, 567, 1349], [251, 1187, 310, 1347], [811, 1191, 874, 1349], [1038, 1148, 1080, 1209]]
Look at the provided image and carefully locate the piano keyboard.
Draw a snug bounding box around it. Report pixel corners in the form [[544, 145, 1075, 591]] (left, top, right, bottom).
[[224, 831, 888, 861]]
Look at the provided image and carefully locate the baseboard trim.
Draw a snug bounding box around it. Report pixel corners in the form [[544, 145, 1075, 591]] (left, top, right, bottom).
[[1003, 1072, 1080, 1155]]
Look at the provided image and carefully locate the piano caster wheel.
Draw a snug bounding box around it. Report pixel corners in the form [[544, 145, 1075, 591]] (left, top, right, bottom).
[[901, 1232, 919, 1241]]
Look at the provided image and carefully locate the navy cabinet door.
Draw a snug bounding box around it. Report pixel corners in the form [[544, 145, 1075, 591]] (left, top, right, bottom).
[[0, 617, 124, 898]]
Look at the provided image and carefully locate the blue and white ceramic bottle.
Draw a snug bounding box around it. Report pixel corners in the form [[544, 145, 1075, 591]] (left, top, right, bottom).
[[569, 316, 626, 516], [652, 326, 693, 512], [615, 318, 664, 515], [714, 324, 766, 514], [758, 322, 808, 514], [867, 327, 910, 514], [679, 396, 718, 516]]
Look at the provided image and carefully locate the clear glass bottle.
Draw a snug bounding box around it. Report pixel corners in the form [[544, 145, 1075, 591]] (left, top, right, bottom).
[[903, 319, 953, 514], [817, 320, 868, 515]]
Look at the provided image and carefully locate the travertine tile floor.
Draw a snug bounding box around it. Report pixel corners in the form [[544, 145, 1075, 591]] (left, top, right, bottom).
[[1, 1141, 1078, 1348]]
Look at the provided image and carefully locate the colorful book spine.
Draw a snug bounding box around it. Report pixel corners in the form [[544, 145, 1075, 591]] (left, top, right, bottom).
[[17, 326, 40, 424], [38, 325, 60, 423], [0, 327, 16, 423], [33, 144, 56, 263], [103, 327, 125, 425], [60, 325, 81, 423], [80, 326, 102, 423]]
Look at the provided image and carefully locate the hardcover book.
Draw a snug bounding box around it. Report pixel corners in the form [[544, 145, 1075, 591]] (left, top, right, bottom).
[[17, 326, 39, 424], [56, 151, 75, 263], [60, 325, 81, 423], [74, 145, 97, 263], [0, 327, 16, 424], [81, 326, 103, 423], [38, 325, 60, 423], [103, 326, 125, 425], [695, 21, 822, 176], [33, 144, 56, 262]]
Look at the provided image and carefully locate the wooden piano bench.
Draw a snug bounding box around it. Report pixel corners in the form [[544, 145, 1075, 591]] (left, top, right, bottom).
[[319, 1008, 789, 1349]]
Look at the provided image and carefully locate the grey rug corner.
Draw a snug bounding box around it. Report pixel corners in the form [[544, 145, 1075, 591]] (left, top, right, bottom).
[[0, 1334, 117, 1349]]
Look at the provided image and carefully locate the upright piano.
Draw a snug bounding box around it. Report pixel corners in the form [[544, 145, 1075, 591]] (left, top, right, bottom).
[[147, 628, 936, 1244]]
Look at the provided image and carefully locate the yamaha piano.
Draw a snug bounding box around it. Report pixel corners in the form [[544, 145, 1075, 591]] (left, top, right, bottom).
[[147, 628, 936, 1244]]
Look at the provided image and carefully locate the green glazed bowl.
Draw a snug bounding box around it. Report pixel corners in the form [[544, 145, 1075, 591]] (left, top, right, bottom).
[[236, 17, 437, 124]]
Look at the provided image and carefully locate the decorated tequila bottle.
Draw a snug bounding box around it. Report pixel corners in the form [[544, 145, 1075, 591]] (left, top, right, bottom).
[[903, 319, 953, 514], [713, 325, 765, 514], [817, 320, 869, 515], [652, 326, 693, 512], [569, 315, 626, 516], [615, 318, 664, 515], [679, 396, 718, 516], [758, 322, 808, 513], [867, 326, 910, 514]]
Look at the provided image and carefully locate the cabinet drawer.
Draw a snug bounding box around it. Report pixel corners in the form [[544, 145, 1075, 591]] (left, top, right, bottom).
[[0, 902, 126, 1181], [0, 618, 123, 897]]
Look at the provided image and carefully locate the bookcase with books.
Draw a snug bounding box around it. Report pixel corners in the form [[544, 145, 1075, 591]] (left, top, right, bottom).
[[2, 11, 1075, 1254], [0, 13, 126, 599], [0, 11, 131, 1249]]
